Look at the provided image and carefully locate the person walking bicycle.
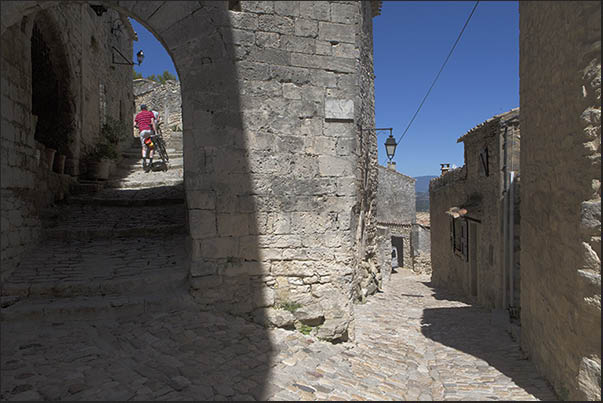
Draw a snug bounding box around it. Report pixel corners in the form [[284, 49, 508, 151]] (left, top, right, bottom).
[[133, 104, 156, 172]]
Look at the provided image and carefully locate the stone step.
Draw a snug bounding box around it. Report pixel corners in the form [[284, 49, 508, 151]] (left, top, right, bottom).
[[122, 149, 182, 159], [70, 181, 106, 195], [117, 159, 183, 171], [1, 268, 188, 299], [106, 177, 184, 189], [0, 287, 195, 322], [41, 203, 185, 236], [63, 184, 184, 207], [65, 195, 184, 207], [43, 223, 185, 241]]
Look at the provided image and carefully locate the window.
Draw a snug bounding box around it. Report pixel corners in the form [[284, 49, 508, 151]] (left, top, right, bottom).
[[479, 146, 489, 176], [450, 217, 468, 261]]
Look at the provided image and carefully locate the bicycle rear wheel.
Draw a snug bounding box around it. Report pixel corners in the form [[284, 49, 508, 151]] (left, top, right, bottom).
[[155, 135, 169, 164]]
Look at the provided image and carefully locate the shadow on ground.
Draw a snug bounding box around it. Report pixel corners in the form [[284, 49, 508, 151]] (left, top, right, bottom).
[[419, 280, 558, 401]]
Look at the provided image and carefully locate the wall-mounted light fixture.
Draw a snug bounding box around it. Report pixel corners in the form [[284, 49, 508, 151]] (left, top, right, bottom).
[[89, 4, 108, 17], [112, 46, 144, 66], [360, 127, 397, 161]]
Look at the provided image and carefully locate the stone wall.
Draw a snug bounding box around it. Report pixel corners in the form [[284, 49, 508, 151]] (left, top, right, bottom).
[[411, 224, 431, 274], [519, 2, 601, 400], [1, 3, 133, 277], [430, 109, 520, 308], [376, 165, 416, 225], [133, 78, 182, 148]]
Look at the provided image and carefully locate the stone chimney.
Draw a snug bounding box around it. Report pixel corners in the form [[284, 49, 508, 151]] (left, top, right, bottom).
[[387, 161, 397, 171], [440, 163, 450, 176]]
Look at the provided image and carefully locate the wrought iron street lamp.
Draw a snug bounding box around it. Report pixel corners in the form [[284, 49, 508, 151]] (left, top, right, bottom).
[[360, 127, 397, 161], [385, 134, 397, 161], [112, 47, 144, 66]]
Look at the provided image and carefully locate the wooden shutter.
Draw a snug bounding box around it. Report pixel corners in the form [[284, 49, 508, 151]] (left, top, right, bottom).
[[449, 217, 455, 251], [461, 219, 468, 261], [479, 147, 489, 176]]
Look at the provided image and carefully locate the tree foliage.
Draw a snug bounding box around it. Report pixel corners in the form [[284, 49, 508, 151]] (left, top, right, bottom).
[[142, 70, 178, 84], [133, 69, 178, 83]]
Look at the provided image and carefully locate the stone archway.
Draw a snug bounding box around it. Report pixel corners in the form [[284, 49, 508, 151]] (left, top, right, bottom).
[[2, 1, 382, 343]]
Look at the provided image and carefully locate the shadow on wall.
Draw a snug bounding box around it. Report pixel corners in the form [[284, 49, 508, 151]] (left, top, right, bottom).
[[419, 281, 557, 400]]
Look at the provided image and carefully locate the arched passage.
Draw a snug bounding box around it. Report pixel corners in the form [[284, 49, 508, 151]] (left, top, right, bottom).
[[2, 0, 381, 345]]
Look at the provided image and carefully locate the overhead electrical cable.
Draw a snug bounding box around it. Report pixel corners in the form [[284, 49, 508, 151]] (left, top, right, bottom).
[[396, 0, 480, 144]]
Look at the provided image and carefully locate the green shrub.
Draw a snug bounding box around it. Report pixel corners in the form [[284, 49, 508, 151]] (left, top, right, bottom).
[[277, 301, 302, 313], [101, 117, 128, 144], [298, 324, 313, 335]]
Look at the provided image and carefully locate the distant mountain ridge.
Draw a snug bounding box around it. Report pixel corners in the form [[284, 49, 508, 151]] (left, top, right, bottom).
[[414, 175, 438, 193], [414, 175, 437, 212]]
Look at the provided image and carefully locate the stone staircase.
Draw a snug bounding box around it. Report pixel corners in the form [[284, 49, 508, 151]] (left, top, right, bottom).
[[0, 139, 192, 321]]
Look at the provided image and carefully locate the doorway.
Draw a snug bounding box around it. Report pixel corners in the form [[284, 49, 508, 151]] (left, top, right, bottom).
[[391, 236, 404, 268]]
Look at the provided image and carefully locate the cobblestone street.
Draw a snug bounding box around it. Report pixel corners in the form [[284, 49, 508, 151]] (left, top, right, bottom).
[[1, 141, 558, 401], [1, 271, 557, 401]]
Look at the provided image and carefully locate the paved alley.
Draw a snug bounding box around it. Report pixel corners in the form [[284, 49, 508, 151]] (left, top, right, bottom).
[[1, 137, 557, 401], [1, 271, 557, 401]]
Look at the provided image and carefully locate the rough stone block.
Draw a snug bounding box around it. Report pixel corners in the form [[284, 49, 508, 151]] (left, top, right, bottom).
[[282, 83, 302, 100], [231, 28, 256, 46], [187, 190, 215, 210], [336, 137, 356, 156], [294, 18, 318, 38], [290, 53, 355, 73], [293, 303, 325, 326], [333, 42, 358, 59], [217, 214, 249, 236], [258, 14, 294, 35], [256, 31, 280, 48], [270, 65, 312, 85], [248, 47, 290, 66], [315, 40, 332, 56], [274, 1, 299, 17], [240, 1, 274, 14], [300, 1, 330, 21], [280, 35, 315, 54], [330, 3, 357, 24], [238, 61, 271, 81], [257, 307, 295, 328], [325, 99, 354, 120], [228, 12, 259, 30], [202, 237, 237, 259], [581, 200, 601, 234], [318, 22, 355, 44], [190, 259, 218, 277], [315, 317, 348, 341], [189, 210, 217, 239]]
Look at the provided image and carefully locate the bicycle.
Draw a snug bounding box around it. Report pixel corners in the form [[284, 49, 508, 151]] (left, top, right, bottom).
[[143, 122, 170, 171]]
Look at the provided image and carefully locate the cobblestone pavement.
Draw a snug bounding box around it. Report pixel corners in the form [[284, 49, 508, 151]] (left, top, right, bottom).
[[1, 272, 557, 401], [1, 143, 557, 401]]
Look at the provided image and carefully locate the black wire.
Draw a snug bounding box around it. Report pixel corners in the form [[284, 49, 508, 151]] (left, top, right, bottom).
[[396, 0, 480, 144]]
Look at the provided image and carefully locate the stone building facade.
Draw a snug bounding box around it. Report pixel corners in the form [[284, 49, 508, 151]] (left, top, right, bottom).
[[133, 78, 182, 149], [1, 2, 135, 277], [1, 1, 383, 342], [430, 108, 520, 308], [519, 2, 601, 400], [375, 165, 416, 283]]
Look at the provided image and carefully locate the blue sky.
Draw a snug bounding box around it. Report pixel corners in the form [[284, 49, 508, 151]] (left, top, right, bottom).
[[130, 1, 519, 177]]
